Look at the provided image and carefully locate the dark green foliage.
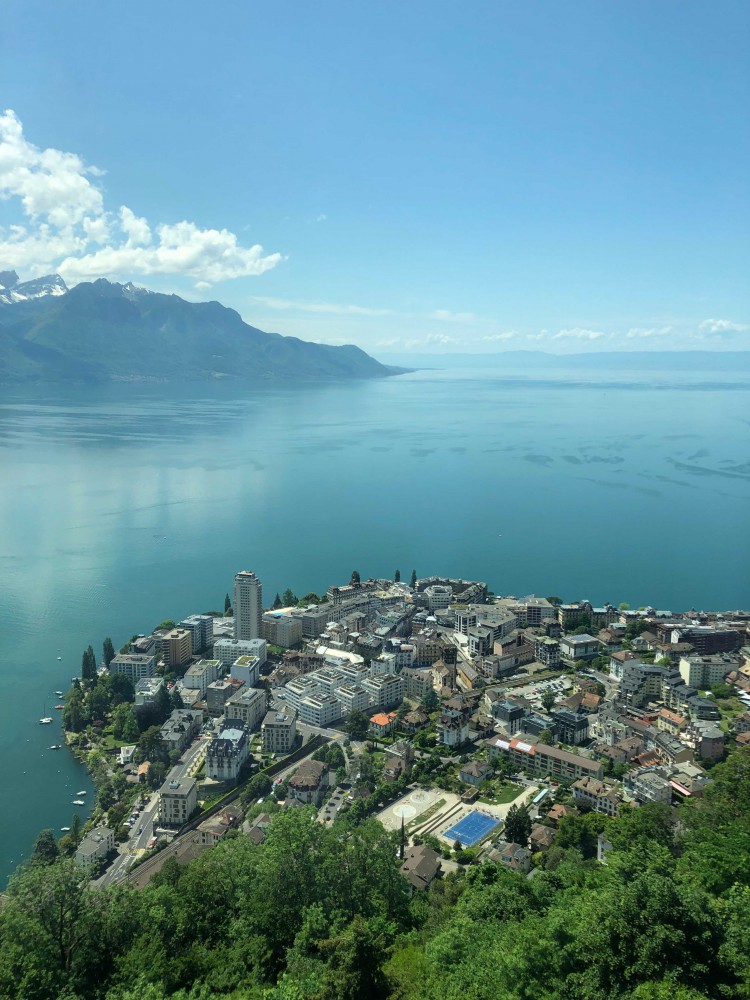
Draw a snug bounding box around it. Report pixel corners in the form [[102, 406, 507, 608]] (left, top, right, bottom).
[[410, 569, 417, 588], [81, 645, 96, 681], [224, 593, 231, 614], [503, 802, 532, 845], [394, 569, 401, 582], [272, 592, 282, 610], [102, 636, 116, 667], [351, 570, 361, 585], [31, 829, 59, 866], [344, 709, 370, 740], [3, 749, 750, 1000], [282, 588, 297, 607]]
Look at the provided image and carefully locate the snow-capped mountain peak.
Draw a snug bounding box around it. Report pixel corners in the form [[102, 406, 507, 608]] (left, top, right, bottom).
[[0, 271, 69, 305]]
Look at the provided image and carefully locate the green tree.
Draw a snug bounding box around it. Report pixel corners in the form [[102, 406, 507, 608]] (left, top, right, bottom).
[[272, 592, 282, 610], [136, 725, 166, 763], [420, 688, 439, 712], [541, 688, 556, 713], [546, 595, 563, 606], [81, 645, 96, 681], [394, 569, 401, 582], [242, 772, 272, 804], [344, 710, 370, 741], [108, 672, 135, 704], [87, 682, 110, 721], [504, 803, 532, 845], [537, 728, 556, 746], [282, 588, 297, 607], [102, 636, 116, 667], [63, 686, 86, 733], [112, 702, 137, 740], [154, 620, 176, 631], [170, 686, 184, 711], [410, 569, 417, 588], [351, 570, 361, 585], [31, 829, 59, 866], [224, 593, 232, 614]]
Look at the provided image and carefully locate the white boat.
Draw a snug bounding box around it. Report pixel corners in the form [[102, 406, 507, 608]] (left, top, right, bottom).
[[49, 744, 62, 750], [57, 656, 62, 661], [77, 790, 86, 796], [55, 691, 64, 697], [39, 716, 53, 724], [60, 826, 70, 832], [72, 799, 85, 806]]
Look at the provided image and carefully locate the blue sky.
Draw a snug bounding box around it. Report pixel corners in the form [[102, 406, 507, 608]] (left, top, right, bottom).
[[1, 1, 748, 354]]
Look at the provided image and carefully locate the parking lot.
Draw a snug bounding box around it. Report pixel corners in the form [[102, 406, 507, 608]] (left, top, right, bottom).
[[509, 674, 571, 709]]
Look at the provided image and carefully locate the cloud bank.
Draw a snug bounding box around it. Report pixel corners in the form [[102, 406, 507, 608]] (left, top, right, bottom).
[[0, 110, 282, 286]]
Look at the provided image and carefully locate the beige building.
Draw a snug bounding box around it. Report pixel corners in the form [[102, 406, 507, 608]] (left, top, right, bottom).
[[75, 827, 114, 868], [261, 708, 297, 754], [234, 570, 263, 641], [159, 777, 198, 826], [159, 628, 193, 670], [225, 686, 267, 732], [263, 612, 304, 649]]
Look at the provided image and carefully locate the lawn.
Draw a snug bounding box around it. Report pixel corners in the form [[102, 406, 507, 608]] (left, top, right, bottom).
[[480, 781, 523, 805]]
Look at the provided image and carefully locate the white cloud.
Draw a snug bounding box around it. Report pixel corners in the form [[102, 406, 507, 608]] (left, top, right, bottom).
[[251, 295, 392, 317], [553, 327, 607, 341], [314, 214, 327, 223], [0, 109, 283, 286], [430, 309, 479, 323], [625, 325, 673, 339], [481, 331, 517, 342], [699, 318, 748, 335]]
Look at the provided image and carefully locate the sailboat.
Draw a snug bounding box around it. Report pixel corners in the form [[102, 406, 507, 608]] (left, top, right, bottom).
[[39, 704, 53, 724]]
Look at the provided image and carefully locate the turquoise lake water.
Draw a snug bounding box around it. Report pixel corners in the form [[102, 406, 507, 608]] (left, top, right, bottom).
[[1, 364, 748, 882]]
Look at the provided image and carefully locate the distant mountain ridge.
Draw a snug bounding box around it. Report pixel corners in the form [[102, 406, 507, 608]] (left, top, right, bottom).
[[0, 273, 398, 383]]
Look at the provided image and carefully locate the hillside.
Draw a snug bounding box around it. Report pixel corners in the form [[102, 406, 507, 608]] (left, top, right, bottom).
[[0, 274, 398, 383]]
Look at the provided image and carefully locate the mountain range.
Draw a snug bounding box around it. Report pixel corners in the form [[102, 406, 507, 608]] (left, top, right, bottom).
[[0, 271, 398, 383]]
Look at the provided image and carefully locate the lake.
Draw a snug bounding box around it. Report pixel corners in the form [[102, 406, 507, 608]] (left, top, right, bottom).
[[0, 363, 748, 882]]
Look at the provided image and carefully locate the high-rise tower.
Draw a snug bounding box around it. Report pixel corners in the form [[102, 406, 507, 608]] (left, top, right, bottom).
[[233, 570, 263, 640]]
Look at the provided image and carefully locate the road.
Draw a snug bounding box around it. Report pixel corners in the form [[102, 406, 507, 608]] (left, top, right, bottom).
[[95, 733, 211, 887]]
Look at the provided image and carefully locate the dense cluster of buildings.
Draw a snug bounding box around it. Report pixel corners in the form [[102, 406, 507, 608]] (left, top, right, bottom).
[[99, 567, 749, 887]]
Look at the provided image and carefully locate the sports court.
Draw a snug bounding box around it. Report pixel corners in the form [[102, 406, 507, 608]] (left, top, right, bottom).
[[443, 810, 499, 847]]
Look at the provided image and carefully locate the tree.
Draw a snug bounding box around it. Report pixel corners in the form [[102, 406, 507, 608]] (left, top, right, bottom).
[[546, 596, 563, 606], [420, 688, 439, 712], [112, 702, 138, 740], [108, 672, 134, 705], [154, 620, 175, 631], [224, 593, 232, 614], [102, 636, 116, 667], [242, 772, 272, 804], [541, 688, 556, 713], [87, 682, 110, 722], [394, 569, 401, 582], [170, 687, 184, 711], [136, 725, 166, 764], [537, 728, 556, 746], [410, 569, 417, 588], [282, 588, 297, 607], [344, 710, 370, 741], [619, 602, 631, 611], [81, 645, 96, 681], [504, 803, 532, 845], [272, 592, 282, 610], [31, 829, 59, 866], [351, 570, 361, 585]]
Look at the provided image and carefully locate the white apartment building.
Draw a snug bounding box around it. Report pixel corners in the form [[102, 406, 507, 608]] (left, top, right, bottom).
[[424, 584, 453, 612], [231, 654, 260, 687], [263, 611, 304, 648], [134, 677, 164, 706], [109, 652, 156, 685], [75, 827, 114, 869], [298, 694, 342, 727], [334, 684, 370, 715], [214, 637, 266, 669], [234, 570, 263, 640], [183, 658, 220, 697], [362, 673, 403, 708], [158, 777, 197, 826]]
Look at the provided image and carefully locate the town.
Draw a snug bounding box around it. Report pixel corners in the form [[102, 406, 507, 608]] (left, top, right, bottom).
[[59, 569, 750, 893]]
